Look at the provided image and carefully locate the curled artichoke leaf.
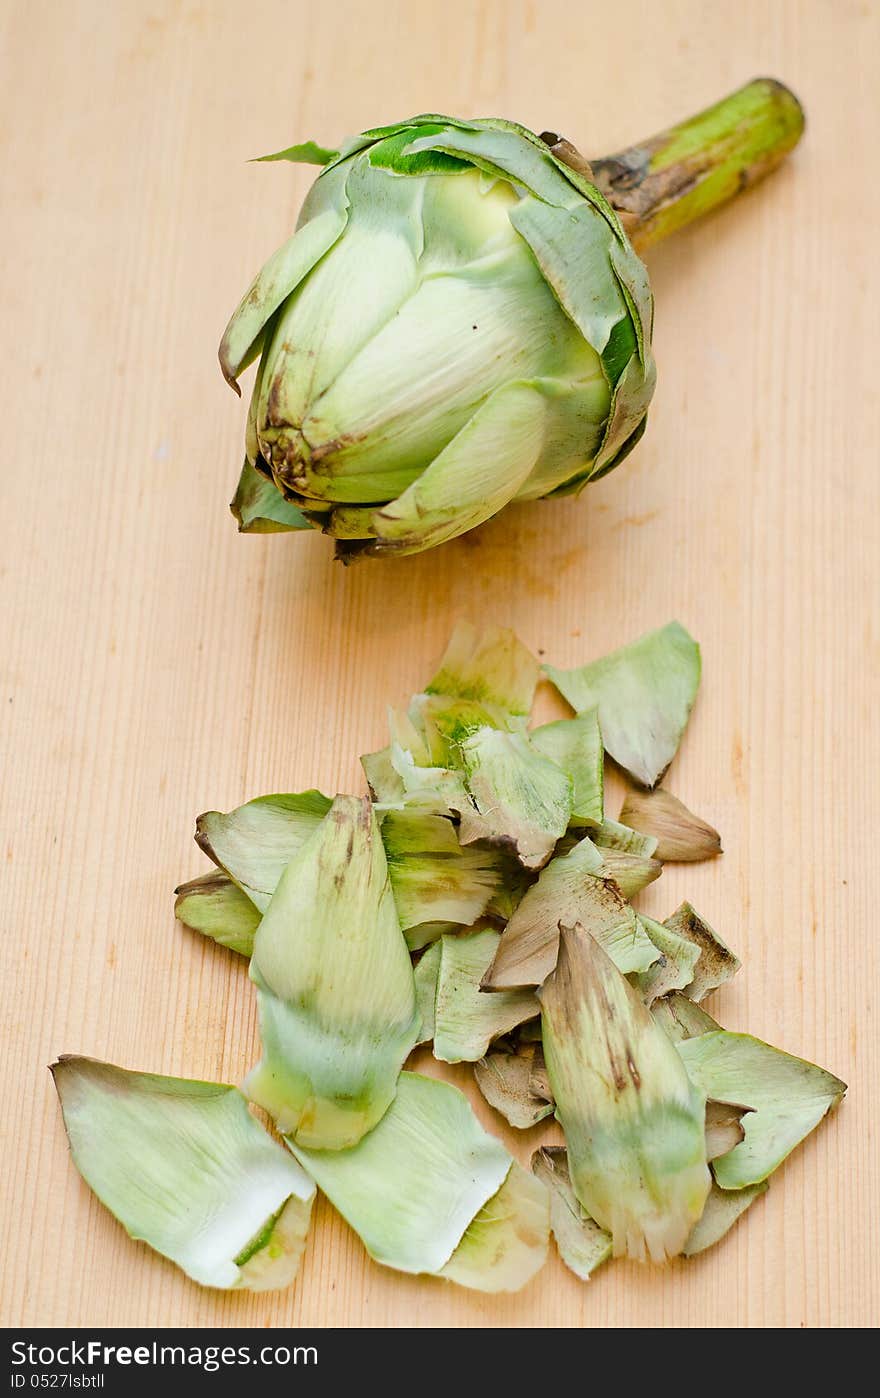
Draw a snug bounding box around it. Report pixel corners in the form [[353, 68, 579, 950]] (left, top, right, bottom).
[[544, 621, 701, 789], [677, 1031, 847, 1189], [51, 1057, 315, 1292], [231, 458, 312, 534], [196, 791, 332, 915], [539, 925, 710, 1262], [173, 870, 260, 958], [244, 795, 419, 1149]]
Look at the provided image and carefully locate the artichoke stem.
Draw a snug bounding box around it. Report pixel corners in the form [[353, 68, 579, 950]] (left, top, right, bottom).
[[581, 78, 804, 251]]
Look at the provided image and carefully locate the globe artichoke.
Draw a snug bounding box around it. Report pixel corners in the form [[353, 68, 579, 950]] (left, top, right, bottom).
[[221, 79, 803, 558]]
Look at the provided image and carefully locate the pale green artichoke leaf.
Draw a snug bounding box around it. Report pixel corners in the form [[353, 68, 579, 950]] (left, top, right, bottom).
[[619, 787, 722, 863], [652, 991, 722, 1044], [230, 459, 312, 534], [370, 380, 548, 556], [411, 691, 520, 768], [531, 1146, 613, 1281], [413, 940, 441, 1046], [474, 1043, 555, 1130], [683, 1180, 767, 1257], [457, 725, 572, 870], [196, 791, 332, 914], [432, 927, 539, 1064], [472, 116, 625, 232], [255, 140, 340, 165], [218, 202, 349, 391], [483, 836, 659, 991], [360, 113, 481, 139], [509, 195, 631, 357], [288, 1071, 512, 1277], [662, 902, 740, 1002], [426, 620, 540, 718], [174, 870, 261, 958], [437, 1160, 549, 1293], [381, 808, 504, 934], [634, 913, 701, 1007], [530, 708, 604, 828], [245, 795, 419, 1149], [361, 744, 405, 804], [52, 1057, 314, 1292], [592, 817, 659, 858], [677, 1032, 847, 1190], [596, 846, 663, 899], [611, 239, 654, 365], [587, 351, 657, 483], [544, 621, 701, 788], [540, 925, 710, 1262], [404, 124, 584, 210]]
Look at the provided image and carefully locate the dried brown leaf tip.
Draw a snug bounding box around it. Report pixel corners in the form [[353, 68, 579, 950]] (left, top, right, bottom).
[[619, 787, 722, 863]]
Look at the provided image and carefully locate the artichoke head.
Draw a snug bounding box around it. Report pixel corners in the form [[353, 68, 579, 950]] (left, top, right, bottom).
[[220, 116, 655, 559]]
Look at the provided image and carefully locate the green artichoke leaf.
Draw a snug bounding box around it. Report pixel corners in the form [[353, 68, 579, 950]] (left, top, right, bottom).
[[174, 870, 261, 957], [592, 817, 659, 857], [218, 192, 349, 391], [456, 725, 572, 869], [652, 991, 722, 1044], [255, 140, 340, 165], [426, 620, 540, 717], [432, 926, 539, 1064], [544, 621, 701, 788], [230, 459, 312, 534], [677, 1032, 847, 1189], [531, 1146, 613, 1281], [244, 795, 419, 1148], [52, 1057, 315, 1291], [474, 1042, 555, 1130], [483, 836, 659, 990], [587, 351, 657, 483], [683, 1180, 768, 1257], [413, 940, 441, 1046], [370, 380, 548, 556], [196, 791, 332, 914], [634, 913, 702, 1006], [540, 925, 711, 1262], [403, 123, 585, 211], [380, 808, 504, 936], [661, 902, 740, 1001], [288, 1071, 514, 1278], [619, 787, 722, 863], [594, 845, 663, 899], [361, 744, 405, 804], [530, 707, 604, 828], [437, 1160, 549, 1293]]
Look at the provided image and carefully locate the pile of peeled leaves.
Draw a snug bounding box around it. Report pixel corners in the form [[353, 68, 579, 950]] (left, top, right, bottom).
[[54, 622, 845, 1291]]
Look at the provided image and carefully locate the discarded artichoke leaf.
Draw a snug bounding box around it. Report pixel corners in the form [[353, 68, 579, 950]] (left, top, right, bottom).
[[544, 621, 701, 788], [683, 1180, 767, 1257], [593, 817, 658, 858], [527, 1042, 552, 1103], [540, 925, 710, 1262], [381, 808, 504, 935], [596, 846, 662, 898], [288, 1071, 516, 1283], [437, 1160, 550, 1292], [426, 620, 540, 718], [245, 795, 419, 1149], [634, 913, 701, 1006], [413, 941, 441, 1046], [663, 902, 740, 1001], [652, 991, 722, 1043], [619, 787, 722, 862], [483, 836, 659, 990], [530, 707, 603, 828], [413, 691, 520, 766], [52, 1057, 315, 1291], [677, 1032, 846, 1189], [390, 736, 472, 814], [457, 726, 572, 869], [474, 1044, 554, 1129], [174, 870, 261, 957], [704, 1101, 748, 1161], [404, 920, 461, 953], [361, 744, 405, 804], [531, 1146, 612, 1281], [433, 926, 539, 1063], [196, 790, 332, 913]]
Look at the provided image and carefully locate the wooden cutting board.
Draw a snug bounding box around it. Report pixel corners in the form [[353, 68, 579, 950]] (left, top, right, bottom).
[[2, 0, 877, 1328]]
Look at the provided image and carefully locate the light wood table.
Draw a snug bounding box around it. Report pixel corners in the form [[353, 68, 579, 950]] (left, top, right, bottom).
[[2, 0, 877, 1329]]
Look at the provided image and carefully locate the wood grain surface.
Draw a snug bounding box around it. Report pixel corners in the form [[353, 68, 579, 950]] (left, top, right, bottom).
[[2, 0, 878, 1329]]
